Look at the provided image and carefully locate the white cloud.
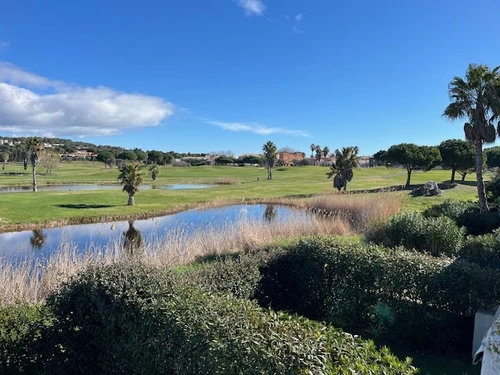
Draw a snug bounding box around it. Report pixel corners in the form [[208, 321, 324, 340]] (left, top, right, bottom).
[[0, 62, 175, 138], [0, 41, 9, 50], [295, 14, 303, 21], [204, 119, 308, 137], [237, 0, 266, 16]]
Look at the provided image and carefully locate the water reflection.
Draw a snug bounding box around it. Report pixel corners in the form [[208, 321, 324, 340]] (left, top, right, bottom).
[[263, 204, 276, 223], [0, 204, 314, 264], [123, 220, 143, 257], [29, 229, 46, 249]]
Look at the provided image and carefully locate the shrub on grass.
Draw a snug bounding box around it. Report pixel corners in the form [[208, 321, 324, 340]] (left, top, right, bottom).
[[423, 200, 500, 235], [370, 211, 466, 257], [45, 261, 416, 374]]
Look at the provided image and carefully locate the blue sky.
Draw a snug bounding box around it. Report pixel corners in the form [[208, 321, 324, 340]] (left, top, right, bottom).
[[0, 0, 499, 156]]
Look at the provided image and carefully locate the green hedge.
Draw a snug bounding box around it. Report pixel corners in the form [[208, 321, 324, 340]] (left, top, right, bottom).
[[257, 237, 500, 354], [42, 262, 415, 374]]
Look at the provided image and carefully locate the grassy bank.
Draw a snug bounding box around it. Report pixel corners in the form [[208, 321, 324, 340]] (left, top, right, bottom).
[[0, 162, 480, 229]]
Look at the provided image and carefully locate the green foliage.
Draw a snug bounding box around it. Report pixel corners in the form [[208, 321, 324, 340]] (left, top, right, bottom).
[[485, 146, 500, 168], [0, 304, 55, 374], [385, 143, 442, 187], [44, 262, 416, 374], [117, 163, 143, 205], [257, 237, 500, 355], [438, 139, 475, 182], [486, 169, 500, 207], [372, 211, 466, 257], [459, 230, 500, 268], [423, 200, 500, 235]]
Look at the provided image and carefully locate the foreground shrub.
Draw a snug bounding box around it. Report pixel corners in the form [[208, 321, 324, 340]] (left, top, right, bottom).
[[369, 211, 466, 256], [0, 304, 55, 374], [257, 237, 500, 355], [45, 262, 416, 374], [459, 229, 500, 268]]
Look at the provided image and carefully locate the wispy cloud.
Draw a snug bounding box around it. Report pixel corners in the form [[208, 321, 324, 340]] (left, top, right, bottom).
[[0, 62, 174, 138], [237, 0, 266, 16], [0, 41, 10, 50], [204, 119, 308, 137], [295, 14, 303, 21]]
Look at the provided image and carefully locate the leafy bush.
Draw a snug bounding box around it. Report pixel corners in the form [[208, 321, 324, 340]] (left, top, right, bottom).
[[257, 237, 500, 355], [372, 211, 466, 256], [486, 171, 500, 207], [423, 199, 475, 221], [45, 261, 416, 374], [0, 303, 55, 374], [459, 229, 500, 268], [176, 251, 273, 300], [423, 200, 500, 235]]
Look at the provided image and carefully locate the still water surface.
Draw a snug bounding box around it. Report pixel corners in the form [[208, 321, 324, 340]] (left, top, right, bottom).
[[0, 204, 312, 264]]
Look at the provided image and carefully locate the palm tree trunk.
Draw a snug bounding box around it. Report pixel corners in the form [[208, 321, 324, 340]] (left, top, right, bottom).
[[474, 141, 488, 212], [450, 168, 456, 183], [32, 165, 37, 192], [267, 166, 272, 180], [128, 192, 135, 205], [405, 167, 412, 188]]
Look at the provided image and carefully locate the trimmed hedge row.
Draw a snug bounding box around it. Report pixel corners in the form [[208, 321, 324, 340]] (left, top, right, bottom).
[[256, 237, 500, 354], [1, 262, 416, 374]]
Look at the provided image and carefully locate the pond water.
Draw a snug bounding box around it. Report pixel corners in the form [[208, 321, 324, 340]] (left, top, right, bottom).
[[0, 184, 212, 193], [0, 204, 313, 264]]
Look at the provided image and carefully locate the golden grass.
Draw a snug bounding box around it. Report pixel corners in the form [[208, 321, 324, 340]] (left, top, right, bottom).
[[0, 193, 402, 307]]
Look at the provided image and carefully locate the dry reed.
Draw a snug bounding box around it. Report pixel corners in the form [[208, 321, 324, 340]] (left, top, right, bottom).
[[0, 193, 402, 307]]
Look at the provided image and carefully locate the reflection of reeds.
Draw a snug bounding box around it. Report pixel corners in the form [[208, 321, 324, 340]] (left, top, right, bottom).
[[0, 193, 402, 307]]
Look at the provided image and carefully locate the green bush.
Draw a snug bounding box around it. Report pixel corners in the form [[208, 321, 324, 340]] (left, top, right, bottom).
[[176, 251, 273, 300], [45, 261, 416, 374], [257, 237, 500, 354], [0, 303, 55, 374], [423, 200, 500, 235], [459, 229, 500, 268], [373, 211, 466, 256]]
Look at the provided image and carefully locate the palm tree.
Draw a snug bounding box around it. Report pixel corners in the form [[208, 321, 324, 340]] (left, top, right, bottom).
[[26, 137, 42, 192], [326, 146, 360, 192], [149, 163, 160, 181], [310, 143, 316, 159], [322, 146, 330, 159], [315, 145, 322, 165], [262, 141, 277, 180], [118, 164, 143, 205], [443, 64, 500, 212]]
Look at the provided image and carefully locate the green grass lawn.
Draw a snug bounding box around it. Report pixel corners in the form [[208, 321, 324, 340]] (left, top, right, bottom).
[[0, 161, 483, 229]]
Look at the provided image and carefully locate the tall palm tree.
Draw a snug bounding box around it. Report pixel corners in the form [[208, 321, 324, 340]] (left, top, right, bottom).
[[118, 164, 143, 205], [315, 145, 322, 165], [262, 141, 277, 180], [326, 146, 360, 192], [26, 137, 42, 192], [443, 64, 500, 212], [310, 143, 316, 159]]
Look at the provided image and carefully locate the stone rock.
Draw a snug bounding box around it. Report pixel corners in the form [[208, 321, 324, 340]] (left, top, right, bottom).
[[410, 181, 442, 197]]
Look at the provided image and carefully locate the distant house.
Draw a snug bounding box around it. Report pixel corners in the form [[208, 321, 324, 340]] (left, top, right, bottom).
[[60, 150, 97, 161], [277, 151, 304, 166]]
